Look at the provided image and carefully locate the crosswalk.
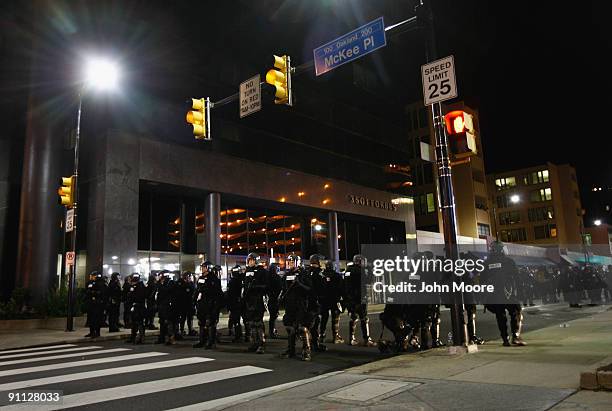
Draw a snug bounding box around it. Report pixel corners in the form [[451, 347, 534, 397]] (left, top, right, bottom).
[[0, 343, 273, 410]]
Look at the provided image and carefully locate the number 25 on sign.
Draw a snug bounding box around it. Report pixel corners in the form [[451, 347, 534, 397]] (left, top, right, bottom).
[[421, 55, 458, 106]]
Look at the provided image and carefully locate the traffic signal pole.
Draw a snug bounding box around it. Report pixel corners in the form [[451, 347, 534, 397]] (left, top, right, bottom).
[[65, 93, 82, 332], [416, 0, 467, 347]]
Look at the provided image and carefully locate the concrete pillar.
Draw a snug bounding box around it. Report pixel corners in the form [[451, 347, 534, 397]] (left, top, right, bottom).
[[328, 211, 340, 269], [205, 192, 221, 265]]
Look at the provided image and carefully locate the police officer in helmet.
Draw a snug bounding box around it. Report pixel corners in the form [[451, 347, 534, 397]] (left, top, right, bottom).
[[193, 261, 223, 349], [125, 273, 147, 344], [85, 271, 108, 338], [243, 252, 268, 354], [107, 272, 122, 333], [344, 254, 376, 346]]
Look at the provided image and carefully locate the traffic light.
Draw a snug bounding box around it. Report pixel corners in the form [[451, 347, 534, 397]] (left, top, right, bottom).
[[265, 55, 292, 106], [186, 97, 211, 140], [444, 110, 477, 158], [58, 176, 75, 207]]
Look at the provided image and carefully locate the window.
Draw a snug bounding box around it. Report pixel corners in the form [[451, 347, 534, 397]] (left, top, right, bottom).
[[496, 193, 519, 208], [499, 210, 521, 225], [495, 176, 517, 191], [526, 169, 550, 185], [500, 228, 527, 242], [534, 224, 557, 240], [477, 223, 491, 237], [426, 193, 436, 213], [530, 187, 552, 202], [528, 206, 554, 222]]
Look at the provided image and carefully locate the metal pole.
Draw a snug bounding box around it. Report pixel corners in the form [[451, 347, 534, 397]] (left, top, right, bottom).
[[417, 0, 466, 346], [493, 206, 499, 241], [66, 93, 82, 332]]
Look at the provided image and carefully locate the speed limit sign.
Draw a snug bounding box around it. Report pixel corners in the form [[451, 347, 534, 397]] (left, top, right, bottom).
[[421, 55, 458, 106]]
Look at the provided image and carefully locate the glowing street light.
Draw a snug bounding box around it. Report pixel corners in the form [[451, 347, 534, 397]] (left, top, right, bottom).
[[84, 57, 120, 91], [594, 219, 602, 226], [510, 194, 520, 204]]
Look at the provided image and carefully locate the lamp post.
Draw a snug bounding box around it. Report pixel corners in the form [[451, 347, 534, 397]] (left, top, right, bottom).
[[66, 57, 120, 332]]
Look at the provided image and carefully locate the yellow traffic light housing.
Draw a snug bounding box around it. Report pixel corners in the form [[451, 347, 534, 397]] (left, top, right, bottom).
[[186, 97, 211, 140], [265, 55, 292, 106], [58, 176, 75, 207]]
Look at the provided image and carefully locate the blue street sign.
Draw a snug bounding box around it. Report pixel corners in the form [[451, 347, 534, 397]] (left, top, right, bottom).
[[313, 17, 387, 77]]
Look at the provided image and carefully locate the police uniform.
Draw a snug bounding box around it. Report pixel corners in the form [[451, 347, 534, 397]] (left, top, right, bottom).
[[280, 265, 315, 361], [126, 274, 147, 344], [227, 265, 245, 342], [156, 272, 178, 345], [145, 274, 158, 330], [343, 255, 376, 346], [481, 243, 526, 346], [242, 253, 268, 354], [266, 263, 282, 339], [316, 263, 345, 344], [193, 263, 224, 349], [85, 272, 108, 338], [107, 273, 122, 332], [176, 272, 197, 337]]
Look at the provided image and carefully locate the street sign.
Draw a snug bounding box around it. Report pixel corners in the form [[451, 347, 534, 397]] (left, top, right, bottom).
[[66, 251, 75, 267], [314, 17, 386, 76], [421, 55, 458, 106], [65, 208, 74, 233], [239, 74, 261, 118]]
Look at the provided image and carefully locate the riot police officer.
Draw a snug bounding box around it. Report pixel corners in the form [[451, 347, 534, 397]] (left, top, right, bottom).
[[145, 273, 158, 330], [481, 242, 526, 346], [243, 253, 268, 354], [125, 273, 147, 344], [85, 271, 107, 338], [280, 254, 315, 361], [177, 271, 197, 337], [267, 262, 282, 339], [156, 271, 178, 345], [460, 252, 484, 346], [317, 259, 345, 344], [121, 274, 132, 329], [107, 272, 122, 332], [304, 254, 327, 352], [227, 264, 245, 342], [193, 262, 224, 349], [344, 255, 376, 346]]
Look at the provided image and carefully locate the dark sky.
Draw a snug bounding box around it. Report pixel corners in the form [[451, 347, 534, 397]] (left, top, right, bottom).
[[2, 0, 609, 203]]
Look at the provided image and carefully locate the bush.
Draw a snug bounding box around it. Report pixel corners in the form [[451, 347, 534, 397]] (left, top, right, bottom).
[[0, 287, 86, 320]]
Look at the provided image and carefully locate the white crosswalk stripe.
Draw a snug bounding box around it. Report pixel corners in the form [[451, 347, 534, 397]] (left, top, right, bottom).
[[0, 366, 272, 411], [0, 357, 213, 391], [0, 352, 167, 377], [0, 348, 129, 367], [0, 345, 76, 355], [0, 346, 101, 360]]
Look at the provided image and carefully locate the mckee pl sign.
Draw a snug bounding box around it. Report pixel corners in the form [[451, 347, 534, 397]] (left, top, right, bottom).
[[314, 17, 386, 76]]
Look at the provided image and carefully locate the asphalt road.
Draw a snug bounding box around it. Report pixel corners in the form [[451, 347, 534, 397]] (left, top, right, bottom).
[[0, 302, 601, 410]]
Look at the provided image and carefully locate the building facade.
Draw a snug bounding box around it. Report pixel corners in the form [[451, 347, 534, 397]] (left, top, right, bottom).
[[487, 163, 584, 247]]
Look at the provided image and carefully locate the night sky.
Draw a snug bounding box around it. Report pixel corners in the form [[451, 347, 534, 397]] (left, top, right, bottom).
[[1, 0, 609, 207]]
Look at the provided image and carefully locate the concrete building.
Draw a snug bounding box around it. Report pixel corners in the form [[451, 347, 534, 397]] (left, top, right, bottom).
[[487, 163, 584, 247], [404, 100, 491, 239]]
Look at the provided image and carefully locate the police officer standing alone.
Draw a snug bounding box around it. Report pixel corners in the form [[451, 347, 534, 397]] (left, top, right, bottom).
[[107, 272, 122, 333], [481, 242, 527, 347], [85, 271, 108, 338], [243, 253, 268, 354], [344, 255, 376, 346], [126, 273, 147, 344], [193, 262, 224, 349]]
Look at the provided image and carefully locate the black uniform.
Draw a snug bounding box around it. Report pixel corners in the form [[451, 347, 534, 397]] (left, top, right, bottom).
[[280, 268, 316, 360], [559, 263, 582, 307], [145, 276, 158, 329], [85, 276, 108, 338], [316, 265, 344, 344], [107, 274, 122, 332], [378, 304, 414, 353], [193, 272, 224, 348], [121, 280, 132, 328], [243, 264, 268, 353], [343, 262, 375, 346], [126, 278, 147, 344], [266, 264, 283, 338], [176, 275, 196, 337], [227, 265, 245, 342], [481, 252, 526, 346], [156, 275, 178, 345]]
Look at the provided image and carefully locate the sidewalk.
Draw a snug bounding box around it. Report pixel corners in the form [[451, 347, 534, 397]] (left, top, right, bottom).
[[216, 305, 612, 411]]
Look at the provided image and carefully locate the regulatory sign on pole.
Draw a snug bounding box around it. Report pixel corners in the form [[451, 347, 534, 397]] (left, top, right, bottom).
[[66, 251, 75, 267], [421, 55, 458, 106], [314, 16, 386, 76], [65, 209, 74, 233], [239, 74, 261, 118]]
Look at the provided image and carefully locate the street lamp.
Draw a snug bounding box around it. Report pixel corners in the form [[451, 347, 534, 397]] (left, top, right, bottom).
[[510, 194, 521, 204], [594, 219, 602, 226], [66, 56, 121, 332]]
